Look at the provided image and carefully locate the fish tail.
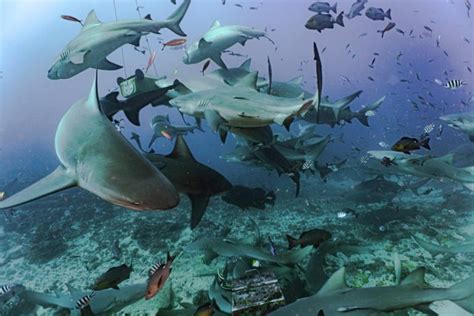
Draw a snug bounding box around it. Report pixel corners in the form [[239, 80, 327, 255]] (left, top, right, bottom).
[[286, 234, 298, 250], [419, 137, 431, 150], [385, 8, 392, 20], [335, 11, 344, 27], [167, 251, 177, 263], [162, 0, 191, 36], [332, 2, 337, 13]]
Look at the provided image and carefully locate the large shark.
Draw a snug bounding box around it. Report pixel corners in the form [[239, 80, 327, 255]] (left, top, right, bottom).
[[0, 76, 179, 211], [440, 112, 474, 142], [183, 20, 270, 69], [47, 0, 191, 79], [414, 236, 474, 256], [270, 267, 474, 315], [168, 71, 314, 131], [368, 150, 474, 191], [21, 283, 146, 314], [145, 136, 232, 228]]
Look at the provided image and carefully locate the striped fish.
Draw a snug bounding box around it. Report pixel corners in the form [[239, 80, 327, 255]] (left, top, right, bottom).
[[0, 284, 13, 295], [302, 160, 314, 170], [75, 291, 95, 309], [444, 79, 466, 89], [148, 262, 165, 277]]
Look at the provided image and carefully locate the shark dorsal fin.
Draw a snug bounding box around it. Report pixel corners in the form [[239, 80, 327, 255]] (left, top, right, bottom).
[[234, 71, 258, 89], [210, 20, 221, 30], [288, 75, 303, 85], [83, 10, 101, 29], [434, 153, 454, 164], [167, 135, 196, 161], [322, 96, 330, 102], [87, 73, 100, 113], [401, 267, 430, 288], [239, 58, 252, 71], [144, 14, 152, 20], [316, 267, 348, 295]]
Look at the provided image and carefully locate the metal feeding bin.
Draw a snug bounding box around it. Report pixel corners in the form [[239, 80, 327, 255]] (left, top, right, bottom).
[[228, 269, 285, 315], [117, 69, 161, 98]]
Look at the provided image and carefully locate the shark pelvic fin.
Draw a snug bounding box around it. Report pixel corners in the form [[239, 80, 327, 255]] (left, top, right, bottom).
[[317, 267, 348, 295], [83, 10, 101, 29], [70, 50, 90, 65], [204, 109, 226, 132], [0, 167, 76, 210], [209, 20, 221, 30], [210, 54, 227, 70], [96, 58, 123, 71], [401, 267, 431, 288], [234, 71, 258, 89], [189, 194, 210, 229], [167, 135, 196, 161], [199, 38, 212, 49], [124, 109, 141, 126]]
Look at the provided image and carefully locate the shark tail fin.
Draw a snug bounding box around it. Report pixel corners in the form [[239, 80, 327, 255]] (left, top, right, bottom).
[[163, 0, 191, 36], [449, 276, 474, 313], [286, 234, 298, 250]]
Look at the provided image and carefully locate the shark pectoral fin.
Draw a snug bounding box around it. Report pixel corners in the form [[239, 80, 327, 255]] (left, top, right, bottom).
[[316, 267, 349, 295], [189, 194, 210, 229], [130, 36, 141, 47], [0, 166, 76, 210], [96, 58, 123, 71], [199, 38, 212, 49], [204, 109, 225, 132], [202, 249, 218, 265], [401, 267, 431, 288], [124, 109, 141, 126], [210, 54, 228, 70], [70, 50, 90, 65]]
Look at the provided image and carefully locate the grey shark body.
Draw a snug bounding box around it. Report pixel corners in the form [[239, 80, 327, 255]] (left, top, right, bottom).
[[414, 236, 474, 256], [148, 114, 201, 147], [48, 0, 191, 79], [183, 20, 268, 69], [271, 267, 474, 315], [440, 112, 474, 142], [145, 136, 232, 228], [368, 150, 474, 191], [0, 76, 179, 211]]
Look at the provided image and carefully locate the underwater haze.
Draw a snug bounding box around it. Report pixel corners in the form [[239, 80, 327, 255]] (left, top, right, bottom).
[[0, 0, 473, 315]]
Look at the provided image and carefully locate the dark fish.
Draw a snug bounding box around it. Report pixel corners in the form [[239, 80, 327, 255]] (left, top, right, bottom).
[[373, 52, 380, 56], [162, 38, 187, 50], [305, 12, 344, 32], [377, 22, 396, 38], [381, 156, 397, 167], [416, 73, 421, 81], [222, 185, 276, 210], [249, 6, 258, 10], [370, 58, 376, 66], [443, 50, 449, 57], [464, 37, 470, 44], [234, 3, 243, 7], [391, 136, 430, 154], [194, 302, 215, 316], [368, 76, 375, 81], [60, 15, 83, 25], [308, 2, 337, 14], [365, 7, 391, 21], [424, 26, 432, 32], [468, 66, 472, 73], [465, 0, 471, 17], [395, 28, 405, 34], [359, 32, 368, 38], [201, 60, 211, 75], [75, 291, 95, 310], [286, 228, 332, 249], [93, 264, 133, 291]]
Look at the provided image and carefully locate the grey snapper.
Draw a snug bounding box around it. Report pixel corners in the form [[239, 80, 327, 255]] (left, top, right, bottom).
[[48, 0, 191, 79], [305, 12, 344, 32], [308, 2, 337, 14], [346, 0, 368, 19], [365, 7, 392, 21]]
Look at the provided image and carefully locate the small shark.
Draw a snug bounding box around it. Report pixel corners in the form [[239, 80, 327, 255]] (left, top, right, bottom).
[[368, 151, 474, 191], [21, 283, 146, 314], [148, 114, 202, 148], [0, 75, 179, 211], [270, 266, 474, 315], [48, 0, 191, 79], [274, 135, 330, 163], [414, 236, 474, 256], [185, 237, 312, 266], [183, 20, 269, 69], [145, 136, 232, 228], [440, 112, 474, 142], [304, 92, 386, 127]]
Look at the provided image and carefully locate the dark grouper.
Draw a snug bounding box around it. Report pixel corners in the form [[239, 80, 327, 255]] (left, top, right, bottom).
[[286, 228, 332, 249], [221, 185, 276, 210]]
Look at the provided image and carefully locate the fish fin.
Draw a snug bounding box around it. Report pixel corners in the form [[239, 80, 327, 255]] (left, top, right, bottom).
[[204, 109, 226, 132], [288, 75, 303, 85], [0, 166, 76, 210], [83, 10, 101, 29], [316, 267, 348, 295], [385, 8, 392, 20], [189, 194, 210, 229], [104, 91, 119, 103], [401, 267, 431, 288], [282, 116, 294, 131], [144, 14, 152, 20], [163, 0, 191, 36], [112, 285, 120, 290], [419, 137, 430, 150], [167, 135, 196, 161], [239, 58, 251, 71], [96, 58, 123, 71], [286, 234, 298, 250], [70, 50, 90, 65], [462, 182, 474, 191], [130, 37, 141, 47], [210, 54, 228, 70], [203, 250, 218, 265], [449, 276, 474, 313], [335, 12, 344, 27], [199, 38, 212, 49], [209, 20, 221, 30], [234, 71, 258, 89], [124, 109, 141, 126], [218, 128, 228, 143]]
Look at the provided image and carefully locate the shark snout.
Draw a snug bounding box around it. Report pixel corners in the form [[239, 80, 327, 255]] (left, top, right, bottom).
[[47, 67, 58, 80]]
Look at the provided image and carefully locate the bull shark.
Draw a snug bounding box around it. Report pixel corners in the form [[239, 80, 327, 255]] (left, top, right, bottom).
[[0, 75, 179, 211], [270, 266, 474, 315], [368, 150, 474, 191], [47, 0, 191, 79], [273, 135, 330, 163], [184, 237, 312, 266], [414, 236, 474, 256], [440, 112, 474, 142], [304, 93, 386, 127], [145, 136, 232, 228], [183, 20, 270, 69], [148, 114, 202, 148], [21, 283, 146, 314]]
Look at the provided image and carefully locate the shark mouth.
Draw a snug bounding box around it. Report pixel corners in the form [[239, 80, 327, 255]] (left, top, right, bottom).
[[161, 131, 172, 140]]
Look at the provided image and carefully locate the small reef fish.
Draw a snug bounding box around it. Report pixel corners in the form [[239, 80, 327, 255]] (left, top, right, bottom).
[[60, 14, 83, 25], [378, 22, 396, 38], [75, 291, 95, 309], [365, 7, 391, 21], [93, 263, 133, 291], [381, 156, 397, 167], [194, 302, 215, 316], [286, 228, 332, 249], [162, 38, 187, 50], [443, 79, 466, 89], [268, 236, 277, 256], [391, 136, 430, 154], [201, 59, 211, 75], [337, 208, 358, 219], [112, 240, 122, 260], [308, 2, 337, 14], [146, 252, 175, 300]]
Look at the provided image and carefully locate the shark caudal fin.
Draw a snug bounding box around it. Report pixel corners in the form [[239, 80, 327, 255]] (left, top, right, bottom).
[[163, 0, 191, 36], [0, 167, 77, 210], [356, 95, 385, 126], [449, 276, 474, 313], [304, 137, 330, 162]]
